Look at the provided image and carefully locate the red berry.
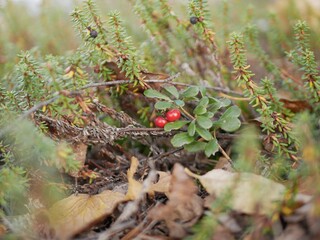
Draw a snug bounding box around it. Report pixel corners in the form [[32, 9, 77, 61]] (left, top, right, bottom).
[[166, 109, 181, 122], [154, 116, 168, 128]]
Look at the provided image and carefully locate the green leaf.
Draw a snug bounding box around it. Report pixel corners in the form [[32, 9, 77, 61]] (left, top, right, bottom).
[[202, 112, 215, 118], [199, 86, 207, 97], [198, 96, 209, 107], [174, 99, 185, 107], [164, 121, 189, 131], [220, 105, 241, 119], [220, 98, 232, 107], [184, 141, 207, 152], [180, 86, 199, 98], [205, 139, 219, 157], [193, 105, 207, 115], [164, 85, 179, 99], [196, 116, 213, 129], [196, 126, 213, 141], [208, 97, 231, 113], [144, 89, 171, 101], [154, 101, 172, 110], [171, 132, 194, 147], [220, 118, 241, 132], [218, 105, 242, 132], [188, 120, 196, 136]]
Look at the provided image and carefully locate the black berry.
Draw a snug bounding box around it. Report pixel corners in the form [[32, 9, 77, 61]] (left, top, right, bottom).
[[190, 16, 198, 25], [90, 29, 98, 38]]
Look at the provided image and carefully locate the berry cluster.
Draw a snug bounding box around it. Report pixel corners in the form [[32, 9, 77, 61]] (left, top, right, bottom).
[[154, 109, 181, 128]]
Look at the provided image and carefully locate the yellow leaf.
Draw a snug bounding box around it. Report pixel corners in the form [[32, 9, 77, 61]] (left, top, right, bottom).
[[48, 190, 125, 239], [125, 157, 143, 200], [125, 157, 172, 200], [76, 67, 84, 75], [148, 171, 171, 197], [63, 70, 75, 79], [185, 168, 286, 215]]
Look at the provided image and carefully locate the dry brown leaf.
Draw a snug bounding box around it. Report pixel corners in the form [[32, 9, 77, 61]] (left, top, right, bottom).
[[125, 157, 171, 200], [279, 98, 312, 113], [125, 157, 143, 200], [214, 157, 233, 171], [148, 171, 171, 197], [148, 163, 203, 239], [185, 168, 285, 215], [48, 190, 125, 239]]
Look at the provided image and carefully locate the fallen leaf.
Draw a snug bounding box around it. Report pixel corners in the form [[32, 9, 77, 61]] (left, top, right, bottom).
[[148, 171, 172, 197], [125, 157, 143, 200], [214, 157, 233, 171], [125, 157, 171, 200], [48, 190, 125, 239], [185, 168, 285, 215], [148, 164, 203, 239], [279, 98, 312, 113]]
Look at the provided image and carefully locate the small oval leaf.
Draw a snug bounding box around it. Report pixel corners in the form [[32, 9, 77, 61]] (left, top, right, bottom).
[[202, 111, 215, 118], [196, 116, 213, 129], [181, 86, 199, 98], [164, 85, 179, 99], [198, 96, 209, 107], [184, 141, 207, 152], [164, 120, 189, 131], [205, 139, 219, 157], [174, 99, 185, 107], [220, 105, 241, 120], [220, 118, 241, 132], [188, 120, 196, 136], [144, 89, 171, 101], [193, 105, 207, 115], [155, 101, 172, 110], [196, 126, 213, 141], [171, 132, 194, 147]]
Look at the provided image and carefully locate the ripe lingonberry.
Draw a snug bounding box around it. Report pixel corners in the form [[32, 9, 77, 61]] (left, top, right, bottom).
[[166, 109, 181, 122], [190, 16, 198, 25], [154, 116, 168, 128]]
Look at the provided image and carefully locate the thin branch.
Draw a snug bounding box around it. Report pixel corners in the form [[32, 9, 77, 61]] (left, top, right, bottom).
[[79, 73, 243, 96], [167, 82, 243, 96], [21, 72, 242, 119], [80, 73, 181, 90], [21, 94, 60, 118]]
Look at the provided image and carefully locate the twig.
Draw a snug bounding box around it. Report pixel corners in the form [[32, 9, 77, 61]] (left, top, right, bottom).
[[140, 147, 184, 164], [21, 72, 242, 119], [80, 73, 181, 90], [20, 74, 181, 118], [219, 92, 250, 101], [167, 82, 243, 96], [20, 94, 60, 118], [180, 107, 195, 120], [118, 127, 164, 133], [214, 131, 233, 166], [35, 114, 171, 145]]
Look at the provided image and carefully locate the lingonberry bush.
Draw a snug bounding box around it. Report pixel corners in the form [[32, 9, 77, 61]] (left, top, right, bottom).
[[1, 0, 320, 239]]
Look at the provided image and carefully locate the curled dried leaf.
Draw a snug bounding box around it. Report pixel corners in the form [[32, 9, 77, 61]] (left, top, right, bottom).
[[48, 190, 125, 239], [185, 168, 286, 215]]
